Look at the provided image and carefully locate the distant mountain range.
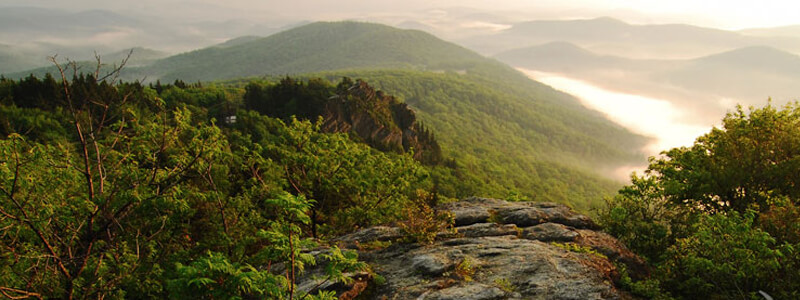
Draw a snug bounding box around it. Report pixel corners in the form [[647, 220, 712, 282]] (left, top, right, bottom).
[[7, 22, 492, 82], [0, 43, 43, 73], [740, 25, 800, 38], [494, 40, 800, 123], [462, 17, 800, 59], [0, 6, 299, 72]]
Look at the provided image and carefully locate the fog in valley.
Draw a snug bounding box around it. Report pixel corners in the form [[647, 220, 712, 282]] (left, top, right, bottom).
[[3, 0, 800, 180]]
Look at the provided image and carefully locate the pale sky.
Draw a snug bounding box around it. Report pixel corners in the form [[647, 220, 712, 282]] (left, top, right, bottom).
[[2, 0, 800, 30]]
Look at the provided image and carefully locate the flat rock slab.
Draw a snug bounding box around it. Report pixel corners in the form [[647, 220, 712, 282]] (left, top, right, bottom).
[[365, 236, 622, 299], [439, 197, 599, 229], [523, 222, 580, 242]]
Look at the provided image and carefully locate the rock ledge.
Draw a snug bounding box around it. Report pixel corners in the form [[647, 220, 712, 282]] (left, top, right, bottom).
[[303, 197, 645, 299]]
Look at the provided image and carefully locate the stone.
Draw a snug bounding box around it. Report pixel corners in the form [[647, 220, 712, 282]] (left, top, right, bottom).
[[411, 254, 449, 276], [451, 207, 491, 226], [333, 226, 402, 249], [457, 222, 520, 238], [426, 283, 506, 300], [523, 222, 580, 242], [499, 207, 549, 227]]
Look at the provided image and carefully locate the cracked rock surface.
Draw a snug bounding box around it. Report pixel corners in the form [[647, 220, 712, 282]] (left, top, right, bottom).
[[303, 197, 645, 299]]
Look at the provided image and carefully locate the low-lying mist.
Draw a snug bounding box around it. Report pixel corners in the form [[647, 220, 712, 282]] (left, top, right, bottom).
[[520, 69, 716, 180]]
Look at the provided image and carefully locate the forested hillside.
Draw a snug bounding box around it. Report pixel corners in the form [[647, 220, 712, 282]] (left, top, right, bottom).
[[298, 70, 647, 208], [240, 77, 443, 164], [0, 71, 439, 298], [43, 20, 649, 209], [3, 21, 650, 211], [141, 21, 492, 82]]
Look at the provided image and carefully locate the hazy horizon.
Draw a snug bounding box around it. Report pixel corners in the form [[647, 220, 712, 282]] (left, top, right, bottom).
[[3, 0, 799, 31]]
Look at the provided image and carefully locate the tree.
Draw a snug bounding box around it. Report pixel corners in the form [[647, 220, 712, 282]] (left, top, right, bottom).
[[599, 175, 695, 263], [600, 103, 800, 299], [250, 115, 429, 237], [0, 56, 228, 298], [649, 103, 800, 213]]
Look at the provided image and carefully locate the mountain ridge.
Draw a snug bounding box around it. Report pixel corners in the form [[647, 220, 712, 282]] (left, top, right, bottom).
[[461, 16, 800, 59], [141, 21, 492, 82], [494, 41, 800, 122]]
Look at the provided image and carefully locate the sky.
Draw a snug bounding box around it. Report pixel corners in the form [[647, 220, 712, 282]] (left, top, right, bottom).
[[2, 0, 800, 30]]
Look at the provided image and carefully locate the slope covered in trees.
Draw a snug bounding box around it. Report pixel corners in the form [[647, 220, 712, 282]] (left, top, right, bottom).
[[108, 21, 647, 208], [299, 70, 649, 209], [233, 71, 647, 209], [6, 21, 649, 208], [139, 21, 492, 83]]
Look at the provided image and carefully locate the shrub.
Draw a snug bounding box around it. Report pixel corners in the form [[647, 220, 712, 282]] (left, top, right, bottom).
[[454, 256, 477, 282], [398, 190, 455, 244], [659, 211, 798, 299]]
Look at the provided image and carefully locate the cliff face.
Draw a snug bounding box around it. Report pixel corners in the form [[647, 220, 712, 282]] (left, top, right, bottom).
[[298, 197, 646, 299], [322, 79, 442, 163]]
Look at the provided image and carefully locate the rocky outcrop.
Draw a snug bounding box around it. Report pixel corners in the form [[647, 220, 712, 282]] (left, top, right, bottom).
[[322, 79, 442, 164], [441, 197, 600, 229], [300, 197, 646, 299]]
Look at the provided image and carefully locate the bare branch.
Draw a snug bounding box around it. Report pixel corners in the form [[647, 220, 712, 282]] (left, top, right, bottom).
[[93, 51, 102, 80], [0, 286, 43, 300], [96, 48, 133, 83]]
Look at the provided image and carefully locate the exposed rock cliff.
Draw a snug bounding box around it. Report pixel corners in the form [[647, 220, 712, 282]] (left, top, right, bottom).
[[298, 197, 646, 299], [323, 78, 442, 163]]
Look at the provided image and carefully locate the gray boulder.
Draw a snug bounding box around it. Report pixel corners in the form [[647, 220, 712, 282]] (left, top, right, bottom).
[[523, 222, 580, 242]]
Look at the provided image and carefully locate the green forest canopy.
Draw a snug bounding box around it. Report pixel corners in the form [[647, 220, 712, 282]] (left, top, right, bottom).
[[0, 73, 434, 298]]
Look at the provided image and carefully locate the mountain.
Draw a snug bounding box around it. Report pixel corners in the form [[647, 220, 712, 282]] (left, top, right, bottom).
[[102, 47, 170, 67], [494, 42, 800, 123], [0, 6, 299, 62], [214, 35, 263, 48], [740, 25, 800, 38], [9, 21, 648, 209], [147, 21, 648, 208], [0, 44, 45, 73], [687, 45, 800, 76], [461, 17, 800, 58], [0, 7, 139, 37], [140, 21, 493, 82], [493, 41, 653, 72], [5, 47, 169, 78], [659, 46, 800, 102]]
